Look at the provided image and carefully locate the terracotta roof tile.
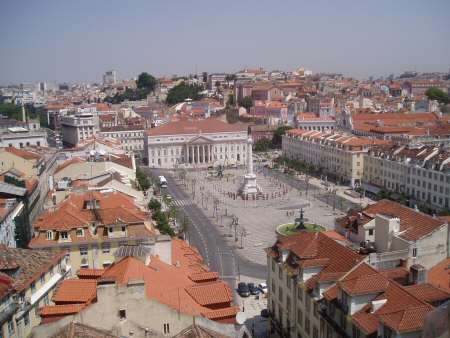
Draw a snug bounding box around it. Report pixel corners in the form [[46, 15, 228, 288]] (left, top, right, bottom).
[[147, 118, 247, 136], [428, 258, 450, 292], [185, 282, 233, 306], [404, 283, 450, 304], [0, 245, 65, 292], [4, 147, 42, 160], [40, 304, 86, 316], [52, 279, 97, 304]]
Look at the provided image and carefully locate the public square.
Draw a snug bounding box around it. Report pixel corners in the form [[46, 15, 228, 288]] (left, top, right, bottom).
[[174, 165, 345, 266]]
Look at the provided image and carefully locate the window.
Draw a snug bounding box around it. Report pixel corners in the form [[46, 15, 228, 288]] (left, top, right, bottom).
[[40, 274, 45, 285], [313, 326, 319, 338], [278, 286, 283, 302], [163, 323, 170, 334], [24, 311, 30, 326], [109, 227, 113, 233], [76, 228, 84, 237], [46, 231, 53, 240], [305, 294, 311, 312], [102, 243, 110, 253], [412, 247, 417, 257], [44, 294, 49, 305], [80, 246, 88, 256], [119, 309, 126, 319], [278, 265, 283, 280], [368, 229, 374, 236], [8, 320, 14, 335], [121, 226, 126, 232], [31, 282, 36, 292], [286, 276, 291, 289], [298, 287, 303, 301], [271, 259, 275, 272], [313, 301, 319, 318], [353, 325, 361, 338], [305, 317, 310, 335], [60, 231, 68, 240], [297, 308, 303, 327]]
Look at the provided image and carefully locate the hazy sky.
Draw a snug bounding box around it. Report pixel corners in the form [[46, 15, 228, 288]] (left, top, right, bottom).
[[1, 0, 450, 85]]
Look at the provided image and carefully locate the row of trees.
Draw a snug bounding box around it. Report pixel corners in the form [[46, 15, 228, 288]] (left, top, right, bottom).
[[0, 102, 47, 126], [148, 198, 175, 236], [136, 167, 151, 191], [104, 72, 157, 104]]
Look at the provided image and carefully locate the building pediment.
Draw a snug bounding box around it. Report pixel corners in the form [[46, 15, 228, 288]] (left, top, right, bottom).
[[188, 135, 214, 144]]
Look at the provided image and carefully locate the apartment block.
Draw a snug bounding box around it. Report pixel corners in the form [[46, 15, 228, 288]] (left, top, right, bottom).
[[282, 129, 388, 187]]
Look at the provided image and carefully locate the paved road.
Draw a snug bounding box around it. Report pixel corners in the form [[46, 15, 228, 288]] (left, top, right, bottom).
[[142, 167, 267, 284]]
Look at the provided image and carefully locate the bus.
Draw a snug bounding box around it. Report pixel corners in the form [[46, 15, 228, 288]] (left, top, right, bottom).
[[158, 175, 168, 188]]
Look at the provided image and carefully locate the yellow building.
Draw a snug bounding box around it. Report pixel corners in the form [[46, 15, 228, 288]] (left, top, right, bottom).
[[0, 147, 44, 179], [282, 129, 389, 187], [29, 190, 156, 271], [0, 246, 69, 338]]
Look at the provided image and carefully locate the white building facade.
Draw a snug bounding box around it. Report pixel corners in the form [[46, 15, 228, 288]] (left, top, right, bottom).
[[61, 113, 99, 147], [145, 119, 248, 169]]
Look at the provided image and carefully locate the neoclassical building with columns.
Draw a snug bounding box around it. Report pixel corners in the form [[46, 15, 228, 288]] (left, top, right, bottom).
[[144, 119, 249, 168]]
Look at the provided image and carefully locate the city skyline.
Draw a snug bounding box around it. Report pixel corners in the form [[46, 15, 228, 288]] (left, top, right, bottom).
[[1, 0, 450, 85]]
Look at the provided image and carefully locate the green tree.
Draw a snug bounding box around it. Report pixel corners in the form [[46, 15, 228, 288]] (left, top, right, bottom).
[[148, 198, 161, 212], [136, 168, 151, 191], [225, 74, 236, 82], [425, 87, 450, 104], [227, 93, 235, 107], [225, 108, 239, 124], [137, 72, 157, 92], [166, 82, 203, 105], [0, 103, 22, 120], [254, 138, 272, 152], [272, 125, 293, 148], [238, 96, 253, 111]]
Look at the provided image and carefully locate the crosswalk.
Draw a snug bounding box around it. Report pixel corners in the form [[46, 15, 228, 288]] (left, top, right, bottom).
[[171, 199, 193, 207]]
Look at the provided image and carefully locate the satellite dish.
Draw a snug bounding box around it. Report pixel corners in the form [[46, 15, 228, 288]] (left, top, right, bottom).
[[235, 312, 246, 325]]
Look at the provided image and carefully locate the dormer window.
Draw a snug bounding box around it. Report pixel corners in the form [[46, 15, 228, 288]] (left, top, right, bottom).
[[76, 228, 84, 237], [46, 231, 53, 240], [60, 231, 68, 240]]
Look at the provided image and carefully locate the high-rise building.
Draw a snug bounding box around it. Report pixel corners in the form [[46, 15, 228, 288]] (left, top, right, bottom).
[[103, 70, 117, 85]]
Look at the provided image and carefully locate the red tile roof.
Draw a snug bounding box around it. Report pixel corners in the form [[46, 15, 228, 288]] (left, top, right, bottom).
[[99, 238, 238, 322], [76, 268, 104, 279], [0, 245, 65, 292], [147, 118, 247, 136], [40, 304, 86, 316], [338, 199, 445, 241], [404, 283, 450, 304], [185, 282, 233, 306], [267, 232, 363, 290], [52, 279, 97, 304], [428, 258, 450, 292], [4, 147, 41, 160]]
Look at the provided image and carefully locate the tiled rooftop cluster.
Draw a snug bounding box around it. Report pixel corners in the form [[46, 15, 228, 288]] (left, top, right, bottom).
[[40, 238, 238, 324], [29, 190, 153, 248]]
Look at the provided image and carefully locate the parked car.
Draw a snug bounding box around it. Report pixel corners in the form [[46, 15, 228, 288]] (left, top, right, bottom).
[[237, 282, 250, 297], [258, 282, 268, 294], [248, 283, 260, 295]]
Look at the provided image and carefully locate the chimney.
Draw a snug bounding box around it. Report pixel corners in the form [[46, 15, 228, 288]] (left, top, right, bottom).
[[409, 264, 426, 285]]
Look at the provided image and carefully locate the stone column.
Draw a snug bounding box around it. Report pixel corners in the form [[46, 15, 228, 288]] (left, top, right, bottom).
[[247, 137, 253, 174], [196, 146, 199, 164]]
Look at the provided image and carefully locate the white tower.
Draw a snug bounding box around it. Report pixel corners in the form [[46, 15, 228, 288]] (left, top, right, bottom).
[[240, 136, 259, 195]]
